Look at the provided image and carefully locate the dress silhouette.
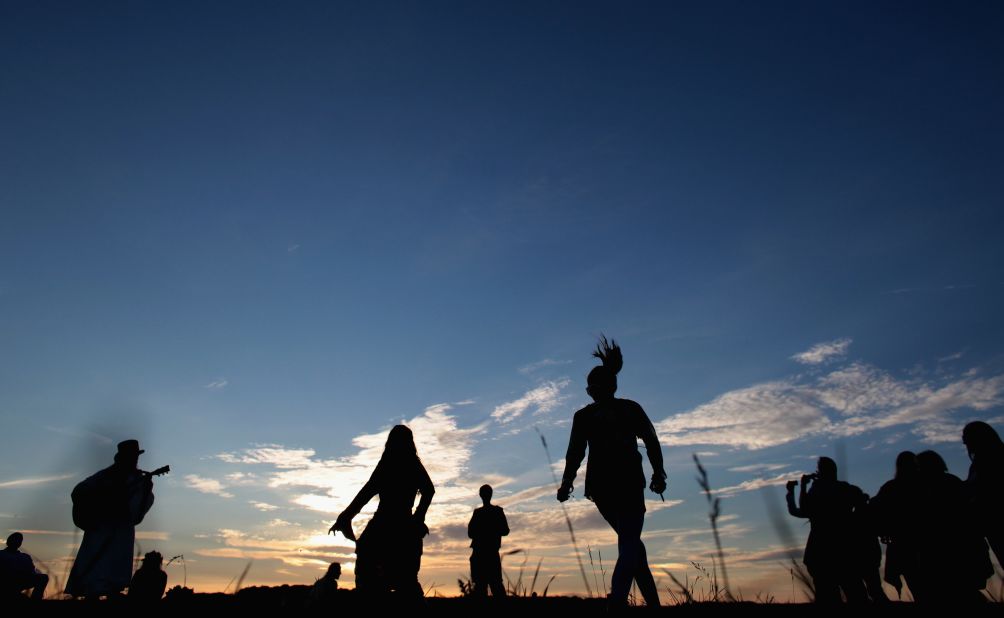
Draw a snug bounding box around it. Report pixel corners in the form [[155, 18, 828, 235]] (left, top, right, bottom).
[[66, 440, 156, 598], [330, 425, 434, 598], [467, 484, 509, 598], [962, 421, 1004, 566], [870, 451, 922, 599], [786, 457, 866, 604], [558, 337, 667, 607], [914, 450, 992, 603]]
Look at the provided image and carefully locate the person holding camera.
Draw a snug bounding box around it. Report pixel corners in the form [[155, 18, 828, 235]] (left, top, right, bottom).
[[785, 457, 868, 604]]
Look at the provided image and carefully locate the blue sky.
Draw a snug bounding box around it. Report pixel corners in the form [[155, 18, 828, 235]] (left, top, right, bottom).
[[2, 1, 1003, 599]]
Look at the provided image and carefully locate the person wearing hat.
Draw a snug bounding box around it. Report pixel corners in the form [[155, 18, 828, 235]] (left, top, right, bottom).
[[66, 440, 156, 598]]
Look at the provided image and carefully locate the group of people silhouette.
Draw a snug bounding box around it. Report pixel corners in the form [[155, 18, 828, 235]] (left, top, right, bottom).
[[786, 422, 1004, 604], [2, 336, 1002, 606]]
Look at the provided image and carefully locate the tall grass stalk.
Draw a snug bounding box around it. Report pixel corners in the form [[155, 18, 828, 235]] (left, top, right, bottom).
[[535, 427, 593, 597], [693, 453, 732, 600]]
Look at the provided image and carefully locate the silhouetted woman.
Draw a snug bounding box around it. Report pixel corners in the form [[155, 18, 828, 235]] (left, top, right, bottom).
[[557, 337, 667, 608], [870, 451, 921, 599], [963, 421, 1004, 565], [915, 449, 992, 603], [330, 425, 434, 598]]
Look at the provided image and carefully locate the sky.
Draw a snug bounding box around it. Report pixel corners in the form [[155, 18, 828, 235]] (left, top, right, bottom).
[[2, 0, 1004, 601]]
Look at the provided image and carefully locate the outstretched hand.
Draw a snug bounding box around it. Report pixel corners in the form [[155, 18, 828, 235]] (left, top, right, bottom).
[[557, 483, 572, 503]]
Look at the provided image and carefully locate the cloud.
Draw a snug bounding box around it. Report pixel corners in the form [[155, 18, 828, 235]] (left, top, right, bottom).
[[518, 359, 573, 375], [217, 404, 484, 524], [205, 379, 229, 390], [791, 338, 852, 365], [656, 357, 1004, 450], [713, 472, 807, 498], [287, 244, 301, 253], [194, 528, 354, 567], [727, 464, 789, 474], [491, 380, 571, 424], [657, 381, 829, 449], [938, 350, 966, 363], [16, 529, 168, 541], [184, 474, 234, 498], [0, 474, 74, 489], [43, 425, 114, 445], [249, 501, 280, 512]]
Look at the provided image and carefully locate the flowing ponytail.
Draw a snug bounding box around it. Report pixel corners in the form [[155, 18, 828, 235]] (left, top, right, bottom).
[[587, 334, 622, 396]]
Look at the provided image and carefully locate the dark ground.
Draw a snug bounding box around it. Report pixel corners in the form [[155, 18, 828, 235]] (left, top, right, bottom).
[[5, 586, 1004, 616]]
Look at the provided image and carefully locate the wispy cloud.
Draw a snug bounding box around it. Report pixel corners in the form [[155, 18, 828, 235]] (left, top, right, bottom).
[[657, 354, 1004, 450], [727, 463, 789, 474], [888, 284, 977, 294], [713, 472, 806, 497], [518, 359, 573, 375], [217, 404, 485, 524], [249, 501, 279, 512], [791, 338, 851, 365], [938, 350, 966, 363], [184, 474, 234, 498], [15, 529, 169, 540], [491, 380, 571, 424], [43, 425, 114, 445], [0, 474, 74, 489], [205, 379, 229, 390], [287, 244, 301, 253]]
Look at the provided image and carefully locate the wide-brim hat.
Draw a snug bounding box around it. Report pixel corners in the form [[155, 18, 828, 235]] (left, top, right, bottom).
[[117, 439, 145, 455]]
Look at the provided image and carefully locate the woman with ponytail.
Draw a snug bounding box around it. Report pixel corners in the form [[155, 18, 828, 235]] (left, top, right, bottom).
[[558, 336, 668, 607], [329, 425, 435, 599]]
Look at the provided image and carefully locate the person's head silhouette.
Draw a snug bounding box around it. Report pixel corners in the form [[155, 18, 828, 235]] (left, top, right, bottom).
[[894, 451, 918, 480], [587, 335, 622, 401], [917, 450, 949, 475], [817, 457, 837, 481], [114, 439, 144, 470], [479, 484, 493, 505], [141, 551, 163, 570], [385, 425, 417, 458], [962, 421, 1003, 460], [324, 562, 341, 580], [6, 532, 23, 551]]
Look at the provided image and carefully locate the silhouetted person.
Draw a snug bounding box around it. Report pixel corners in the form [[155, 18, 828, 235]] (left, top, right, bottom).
[[66, 440, 156, 598], [870, 451, 923, 600], [308, 562, 340, 607], [0, 532, 48, 600], [468, 484, 509, 599], [915, 449, 992, 604], [785, 457, 867, 604], [849, 491, 888, 603], [558, 337, 667, 608], [330, 425, 434, 599], [963, 421, 1004, 565], [128, 551, 167, 603]]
